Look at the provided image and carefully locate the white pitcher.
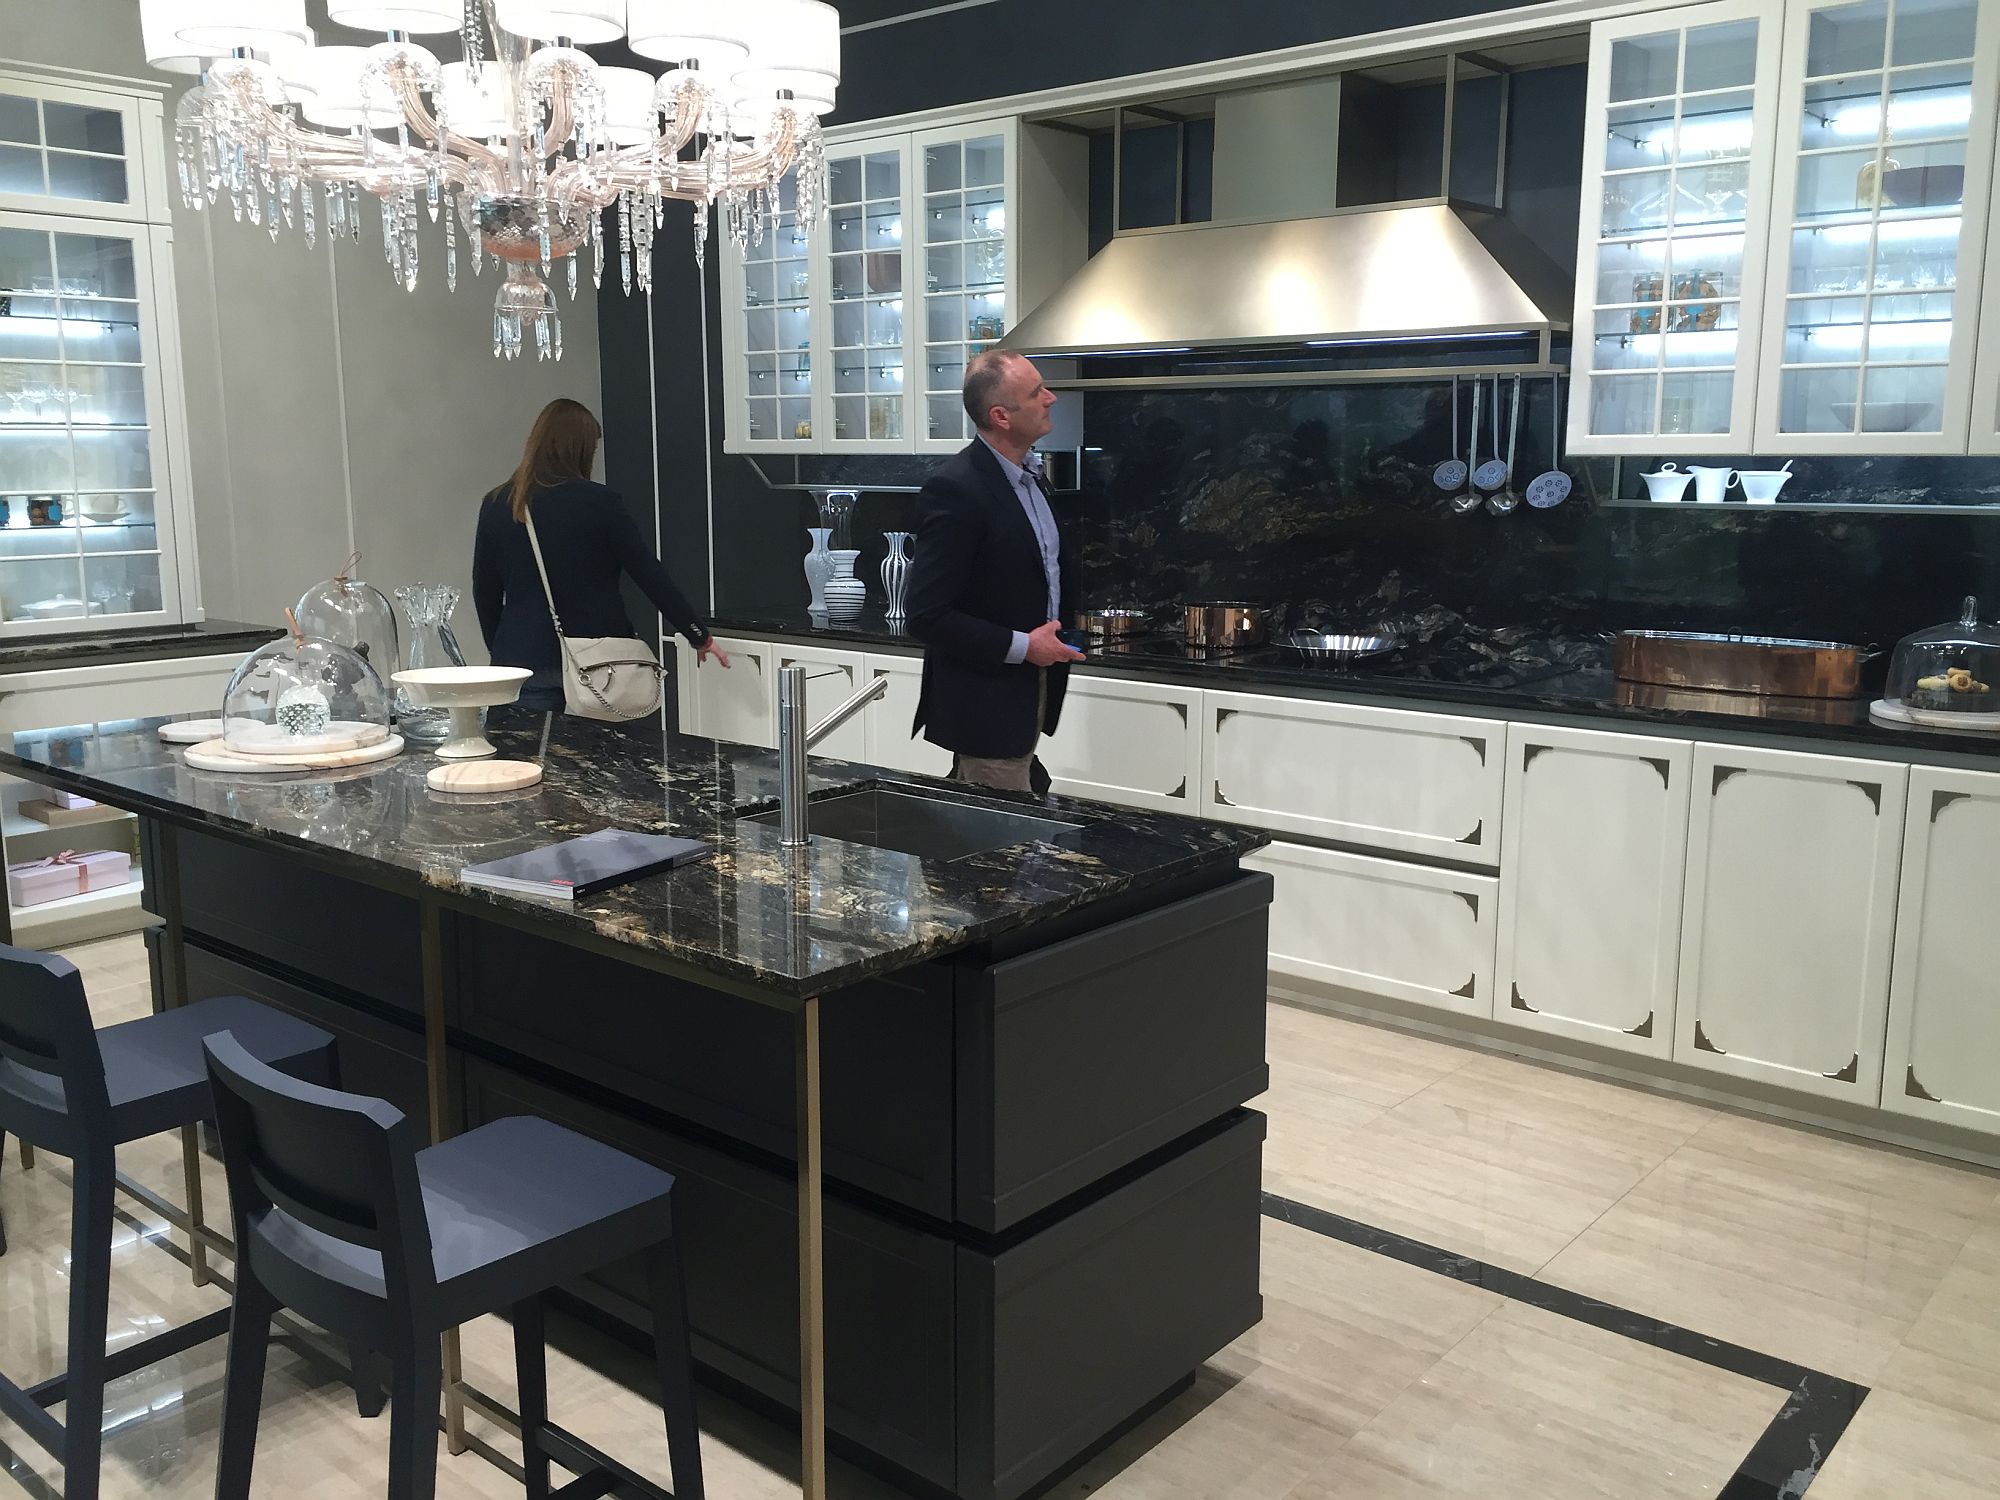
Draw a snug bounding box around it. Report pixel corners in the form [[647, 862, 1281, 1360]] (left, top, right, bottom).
[[1688, 465, 1739, 504]]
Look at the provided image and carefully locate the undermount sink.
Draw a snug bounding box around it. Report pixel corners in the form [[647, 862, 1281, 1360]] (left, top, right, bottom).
[[739, 784, 1093, 861]]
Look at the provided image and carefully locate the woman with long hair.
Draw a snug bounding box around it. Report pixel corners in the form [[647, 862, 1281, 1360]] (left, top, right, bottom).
[[472, 398, 726, 713]]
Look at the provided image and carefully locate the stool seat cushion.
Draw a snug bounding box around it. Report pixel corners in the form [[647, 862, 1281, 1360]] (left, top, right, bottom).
[[1, 994, 333, 1143], [250, 1115, 678, 1328]]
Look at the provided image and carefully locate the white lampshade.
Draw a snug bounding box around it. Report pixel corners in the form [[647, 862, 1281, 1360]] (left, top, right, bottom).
[[140, 1, 205, 74], [170, 0, 310, 53], [438, 60, 510, 139], [599, 67, 660, 146], [733, 72, 835, 116], [494, 1, 624, 45], [324, 1, 462, 35], [298, 45, 372, 129], [626, 0, 752, 72], [733, 0, 840, 91], [264, 28, 319, 106]]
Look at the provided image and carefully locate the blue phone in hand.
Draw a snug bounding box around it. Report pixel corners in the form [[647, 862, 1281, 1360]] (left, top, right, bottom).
[[1057, 628, 1088, 652]]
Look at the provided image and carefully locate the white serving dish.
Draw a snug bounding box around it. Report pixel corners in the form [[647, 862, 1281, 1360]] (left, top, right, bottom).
[[392, 666, 533, 759]]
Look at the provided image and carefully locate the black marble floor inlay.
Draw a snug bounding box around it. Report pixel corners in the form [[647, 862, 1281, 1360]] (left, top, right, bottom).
[[1261, 1192, 1869, 1500]]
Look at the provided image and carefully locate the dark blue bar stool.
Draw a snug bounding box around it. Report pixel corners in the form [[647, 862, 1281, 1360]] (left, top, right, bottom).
[[202, 1032, 705, 1500], [0, 943, 364, 1500]]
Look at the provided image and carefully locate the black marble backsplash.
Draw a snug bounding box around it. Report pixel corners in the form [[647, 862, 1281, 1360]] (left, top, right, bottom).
[[715, 382, 2000, 651]]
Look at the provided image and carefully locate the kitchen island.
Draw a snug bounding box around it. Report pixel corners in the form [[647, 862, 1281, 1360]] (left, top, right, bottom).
[[0, 712, 1273, 1500]]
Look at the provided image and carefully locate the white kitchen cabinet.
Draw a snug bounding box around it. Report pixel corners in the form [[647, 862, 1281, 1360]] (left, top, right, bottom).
[[1753, 0, 2000, 453], [1040, 672, 1202, 813], [688, 635, 777, 749], [1675, 742, 1907, 1101], [861, 652, 952, 776], [1881, 765, 2000, 1132], [774, 644, 870, 761], [720, 116, 1085, 454], [1248, 840, 1497, 1017], [1969, 92, 2000, 453], [1201, 690, 1505, 867], [0, 649, 240, 944], [1569, 0, 1787, 455], [1494, 724, 1694, 1058]]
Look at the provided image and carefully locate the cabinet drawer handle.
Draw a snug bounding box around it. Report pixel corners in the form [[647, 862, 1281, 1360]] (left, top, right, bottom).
[[1906, 1066, 1941, 1102], [1933, 789, 1970, 822], [1824, 1053, 1860, 1084]]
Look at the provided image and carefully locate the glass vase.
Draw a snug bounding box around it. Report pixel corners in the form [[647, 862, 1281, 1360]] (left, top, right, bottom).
[[824, 550, 865, 623], [395, 583, 468, 746], [817, 489, 857, 551]]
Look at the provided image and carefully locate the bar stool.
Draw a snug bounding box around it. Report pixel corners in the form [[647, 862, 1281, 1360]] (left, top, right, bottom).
[[202, 1032, 706, 1500], [0, 943, 367, 1500]]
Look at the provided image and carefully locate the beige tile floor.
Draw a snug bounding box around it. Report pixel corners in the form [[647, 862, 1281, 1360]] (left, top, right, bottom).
[[3, 935, 1998, 1499]]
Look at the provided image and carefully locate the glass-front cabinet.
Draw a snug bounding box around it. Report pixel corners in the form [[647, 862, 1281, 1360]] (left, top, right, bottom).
[[0, 67, 193, 635], [823, 139, 911, 449], [913, 125, 1012, 452], [719, 117, 1067, 455], [1570, 0, 1786, 454], [1755, 0, 2000, 452]]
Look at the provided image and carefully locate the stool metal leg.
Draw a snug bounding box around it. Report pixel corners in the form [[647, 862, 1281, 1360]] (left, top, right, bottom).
[[512, 1297, 550, 1500], [213, 1274, 278, 1500], [63, 1144, 117, 1500], [0, 1130, 11, 1257], [389, 1331, 443, 1500], [646, 1239, 704, 1500]]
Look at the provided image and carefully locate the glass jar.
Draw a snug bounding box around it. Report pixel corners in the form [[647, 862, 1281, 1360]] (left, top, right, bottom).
[[1884, 596, 2000, 720], [295, 567, 400, 682], [220, 635, 393, 755]]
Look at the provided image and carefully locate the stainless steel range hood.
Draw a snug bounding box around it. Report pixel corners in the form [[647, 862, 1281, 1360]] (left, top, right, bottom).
[[1001, 199, 1571, 359]]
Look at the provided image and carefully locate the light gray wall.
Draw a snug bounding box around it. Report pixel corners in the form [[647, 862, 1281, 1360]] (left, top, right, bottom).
[[2, 0, 602, 657]]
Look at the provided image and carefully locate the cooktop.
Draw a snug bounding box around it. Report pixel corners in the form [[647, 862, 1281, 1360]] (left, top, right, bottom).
[[1085, 632, 1586, 690]]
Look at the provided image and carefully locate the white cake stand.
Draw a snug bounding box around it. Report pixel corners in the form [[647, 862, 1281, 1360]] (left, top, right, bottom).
[[392, 666, 533, 759]]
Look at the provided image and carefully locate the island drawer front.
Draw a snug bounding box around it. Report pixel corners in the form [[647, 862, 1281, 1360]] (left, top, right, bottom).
[[460, 1056, 960, 1490], [180, 939, 433, 1124], [957, 1109, 1266, 1500], [159, 826, 426, 1017], [453, 918, 958, 1219], [956, 871, 1272, 1234]]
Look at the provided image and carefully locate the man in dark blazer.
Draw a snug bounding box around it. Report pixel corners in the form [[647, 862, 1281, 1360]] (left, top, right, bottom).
[[906, 349, 1083, 792]]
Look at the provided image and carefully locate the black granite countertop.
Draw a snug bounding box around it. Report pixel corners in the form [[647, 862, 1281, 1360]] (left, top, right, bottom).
[[707, 605, 2000, 762], [0, 713, 1265, 998], [0, 619, 280, 673]]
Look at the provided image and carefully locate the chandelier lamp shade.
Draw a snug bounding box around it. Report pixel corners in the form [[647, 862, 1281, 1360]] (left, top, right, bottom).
[[146, 0, 843, 361]]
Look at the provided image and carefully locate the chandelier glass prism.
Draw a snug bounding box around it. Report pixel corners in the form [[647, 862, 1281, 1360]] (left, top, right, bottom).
[[143, 0, 841, 360]]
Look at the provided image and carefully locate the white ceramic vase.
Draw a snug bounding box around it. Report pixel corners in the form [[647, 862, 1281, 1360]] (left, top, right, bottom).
[[824, 549, 866, 622], [881, 532, 912, 621], [803, 527, 833, 611]]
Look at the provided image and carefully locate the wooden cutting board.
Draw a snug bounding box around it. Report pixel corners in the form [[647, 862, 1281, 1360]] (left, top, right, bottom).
[[182, 735, 406, 773], [427, 760, 543, 793]]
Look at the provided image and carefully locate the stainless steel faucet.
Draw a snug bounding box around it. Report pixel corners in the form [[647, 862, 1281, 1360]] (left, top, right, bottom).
[[778, 664, 888, 847]]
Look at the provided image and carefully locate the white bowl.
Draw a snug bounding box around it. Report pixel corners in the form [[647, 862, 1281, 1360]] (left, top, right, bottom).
[[392, 666, 532, 759], [1738, 470, 1792, 504], [1642, 469, 1692, 503]]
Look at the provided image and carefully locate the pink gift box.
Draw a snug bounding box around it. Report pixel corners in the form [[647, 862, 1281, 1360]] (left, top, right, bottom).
[[8, 859, 83, 906], [73, 849, 132, 892]]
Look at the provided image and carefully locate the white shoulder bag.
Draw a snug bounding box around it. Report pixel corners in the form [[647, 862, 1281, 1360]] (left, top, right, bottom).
[[522, 509, 664, 722]]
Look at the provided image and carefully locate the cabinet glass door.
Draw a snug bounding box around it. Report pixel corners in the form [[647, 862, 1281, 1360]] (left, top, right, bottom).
[[823, 142, 908, 448], [0, 84, 136, 216], [0, 214, 172, 629], [1758, 0, 1999, 450], [917, 128, 1010, 451], [732, 173, 816, 449], [1571, 0, 1783, 454]]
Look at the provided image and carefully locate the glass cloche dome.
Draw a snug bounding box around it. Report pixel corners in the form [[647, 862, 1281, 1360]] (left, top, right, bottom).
[[221, 628, 394, 756], [294, 561, 400, 679], [1884, 596, 2000, 720]]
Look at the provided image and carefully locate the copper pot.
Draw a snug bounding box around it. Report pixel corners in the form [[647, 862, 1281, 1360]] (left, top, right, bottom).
[[1613, 630, 1871, 698], [1185, 602, 1270, 648]]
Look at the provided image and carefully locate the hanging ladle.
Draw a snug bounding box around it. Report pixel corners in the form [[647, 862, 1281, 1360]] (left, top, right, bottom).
[[1450, 378, 1486, 513], [1432, 376, 1468, 492], [1471, 374, 1511, 495], [1485, 376, 1522, 514], [1525, 374, 1573, 509]]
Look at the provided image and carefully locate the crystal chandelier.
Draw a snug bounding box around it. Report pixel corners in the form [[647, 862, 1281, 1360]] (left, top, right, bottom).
[[143, 1, 840, 360]]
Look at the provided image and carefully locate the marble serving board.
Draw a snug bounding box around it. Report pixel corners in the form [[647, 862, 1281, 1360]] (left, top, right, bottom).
[[225, 720, 390, 757], [427, 760, 543, 793], [182, 735, 405, 773]]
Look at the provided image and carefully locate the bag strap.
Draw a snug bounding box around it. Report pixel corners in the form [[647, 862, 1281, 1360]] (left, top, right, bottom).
[[520, 507, 568, 638]]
